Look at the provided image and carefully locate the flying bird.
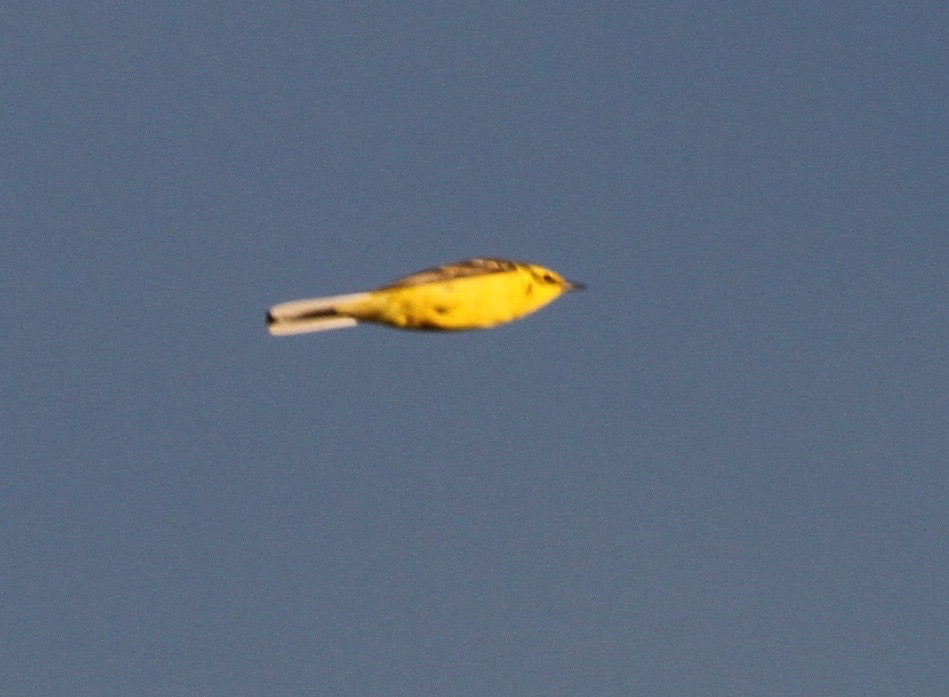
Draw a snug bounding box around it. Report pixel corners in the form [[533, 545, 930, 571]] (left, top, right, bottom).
[[267, 257, 585, 335]]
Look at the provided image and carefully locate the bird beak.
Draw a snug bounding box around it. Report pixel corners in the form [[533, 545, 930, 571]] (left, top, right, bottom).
[[567, 280, 586, 291]]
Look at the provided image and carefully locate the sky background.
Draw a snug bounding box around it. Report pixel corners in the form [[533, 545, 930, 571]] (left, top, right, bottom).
[[2, 3, 946, 695]]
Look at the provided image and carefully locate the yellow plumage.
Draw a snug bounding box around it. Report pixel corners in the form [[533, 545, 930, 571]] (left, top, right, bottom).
[[267, 257, 584, 335]]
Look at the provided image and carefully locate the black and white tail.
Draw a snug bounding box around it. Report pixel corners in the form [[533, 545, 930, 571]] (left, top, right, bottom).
[[267, 292, 370, 335]]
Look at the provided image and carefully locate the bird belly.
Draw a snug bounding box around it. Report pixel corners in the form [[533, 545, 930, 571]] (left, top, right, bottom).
[[365, 276, 527, 330]]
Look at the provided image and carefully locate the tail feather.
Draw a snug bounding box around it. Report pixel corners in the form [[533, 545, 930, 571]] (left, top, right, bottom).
[[267, 292, 369, 336]]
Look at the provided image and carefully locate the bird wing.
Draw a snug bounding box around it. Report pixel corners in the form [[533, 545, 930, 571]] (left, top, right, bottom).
[[379, 258, 520, 289]]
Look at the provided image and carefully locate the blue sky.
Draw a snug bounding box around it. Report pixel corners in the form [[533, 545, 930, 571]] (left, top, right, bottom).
[[3, 3, 946, 695]]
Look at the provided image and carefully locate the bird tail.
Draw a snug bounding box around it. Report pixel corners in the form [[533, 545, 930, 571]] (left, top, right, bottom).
[[267, 292, 371, 335]]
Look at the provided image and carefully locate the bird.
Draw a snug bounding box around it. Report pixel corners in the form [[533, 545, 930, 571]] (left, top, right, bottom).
[[267, 257, 585, 335]]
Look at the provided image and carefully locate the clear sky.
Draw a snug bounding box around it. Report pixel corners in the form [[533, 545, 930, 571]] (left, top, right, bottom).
[[3, 3, 946, 695]]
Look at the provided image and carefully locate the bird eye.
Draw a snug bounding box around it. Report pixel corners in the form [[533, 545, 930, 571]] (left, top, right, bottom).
[[542, 273, 556, 283]]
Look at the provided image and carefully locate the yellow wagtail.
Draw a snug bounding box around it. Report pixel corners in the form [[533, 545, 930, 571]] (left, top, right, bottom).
[[267, 257, 585, 335]]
